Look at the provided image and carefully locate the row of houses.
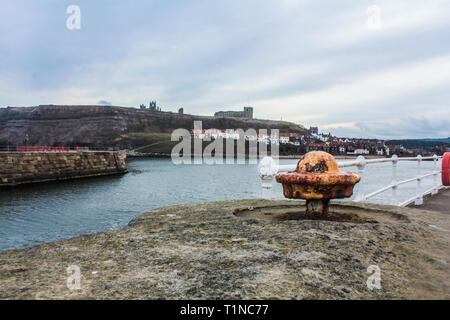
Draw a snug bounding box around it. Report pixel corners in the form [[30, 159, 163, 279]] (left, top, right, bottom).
[[386, 144, 449, 156], [190, 129, 388, 154], [190, 127, 448, 156], [306, 142, 386, 155], [191, 129, 290, 144]]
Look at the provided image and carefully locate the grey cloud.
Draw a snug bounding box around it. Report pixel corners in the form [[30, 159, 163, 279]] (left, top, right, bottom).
[[330, 116, 450, 139], [0, 0, 449, 138]]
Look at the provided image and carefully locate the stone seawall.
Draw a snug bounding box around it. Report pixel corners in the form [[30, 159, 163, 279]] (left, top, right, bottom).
[[0, 151, 127, 186]]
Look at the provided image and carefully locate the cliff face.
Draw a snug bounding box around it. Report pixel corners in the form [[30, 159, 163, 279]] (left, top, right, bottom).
[[0, 105, 307, 148]]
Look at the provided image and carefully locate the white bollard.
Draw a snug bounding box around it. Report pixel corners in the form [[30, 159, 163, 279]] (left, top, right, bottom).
[[258, 156, 279, 190], [354, 155, 366, 202]]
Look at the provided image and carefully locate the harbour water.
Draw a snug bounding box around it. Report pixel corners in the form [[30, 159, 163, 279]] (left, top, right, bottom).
[[0, 158, 442, 251]]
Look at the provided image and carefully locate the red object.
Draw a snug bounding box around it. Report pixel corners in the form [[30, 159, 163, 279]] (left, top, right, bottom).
[[76, 146, 79, 151], [17, 146, 69, 152], [442, 153, 450, 186]]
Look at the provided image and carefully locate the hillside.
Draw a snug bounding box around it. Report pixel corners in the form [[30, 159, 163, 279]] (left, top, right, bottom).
[[0, 105, 308, 149], [386, 138, 450, 149]]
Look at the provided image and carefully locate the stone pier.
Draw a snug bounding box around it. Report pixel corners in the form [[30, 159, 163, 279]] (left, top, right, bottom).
[[0, 151, 127, 186], [0, 199, 448, 299]]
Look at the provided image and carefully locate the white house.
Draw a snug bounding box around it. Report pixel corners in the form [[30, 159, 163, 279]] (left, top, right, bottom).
[[354, 148, 370, 155], [280, 136, 290, 144]]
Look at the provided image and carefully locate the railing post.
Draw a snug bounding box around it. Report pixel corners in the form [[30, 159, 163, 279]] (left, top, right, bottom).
[[354, 155, 366, 202], [391, 154, 399, 205], [414, 155, 423, 205], [432, 154, 438, 195]]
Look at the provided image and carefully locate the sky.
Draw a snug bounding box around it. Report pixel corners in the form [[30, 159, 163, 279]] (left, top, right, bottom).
[[0, 0, 449, 139]]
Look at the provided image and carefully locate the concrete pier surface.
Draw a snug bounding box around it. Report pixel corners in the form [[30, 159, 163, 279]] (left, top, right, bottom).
[[0, 199, 448, 300], [416, 188, 450, 214]]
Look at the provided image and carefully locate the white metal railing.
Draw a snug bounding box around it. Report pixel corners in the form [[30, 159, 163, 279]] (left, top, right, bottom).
[[258, 154, 445, 207]]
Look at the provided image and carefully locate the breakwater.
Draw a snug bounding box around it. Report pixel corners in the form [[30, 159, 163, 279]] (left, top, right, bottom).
[[0, 151, 127, 186]]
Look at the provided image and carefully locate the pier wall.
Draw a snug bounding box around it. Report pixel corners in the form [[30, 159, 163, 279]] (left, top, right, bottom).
[[0, 151, 127, 186]]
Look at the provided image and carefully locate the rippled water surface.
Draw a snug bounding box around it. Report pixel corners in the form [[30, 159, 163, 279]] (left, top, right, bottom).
[[0, 158, 442, 251]]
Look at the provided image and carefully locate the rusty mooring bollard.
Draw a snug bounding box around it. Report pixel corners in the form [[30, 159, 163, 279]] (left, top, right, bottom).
[[276, 151, 361, 218]]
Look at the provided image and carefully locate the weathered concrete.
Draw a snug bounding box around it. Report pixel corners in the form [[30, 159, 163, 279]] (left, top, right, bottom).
[[0, 199, 448, 300], [0, 151, 127, 186], [416, 188, 450, 214]]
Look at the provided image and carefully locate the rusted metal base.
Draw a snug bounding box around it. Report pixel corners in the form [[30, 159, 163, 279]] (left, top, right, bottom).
[[305, 199, 330, 218]]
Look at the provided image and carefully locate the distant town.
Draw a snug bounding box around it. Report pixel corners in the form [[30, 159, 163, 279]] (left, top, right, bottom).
[[137, 102, 449, 157], [191, 125, 449, 157]]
